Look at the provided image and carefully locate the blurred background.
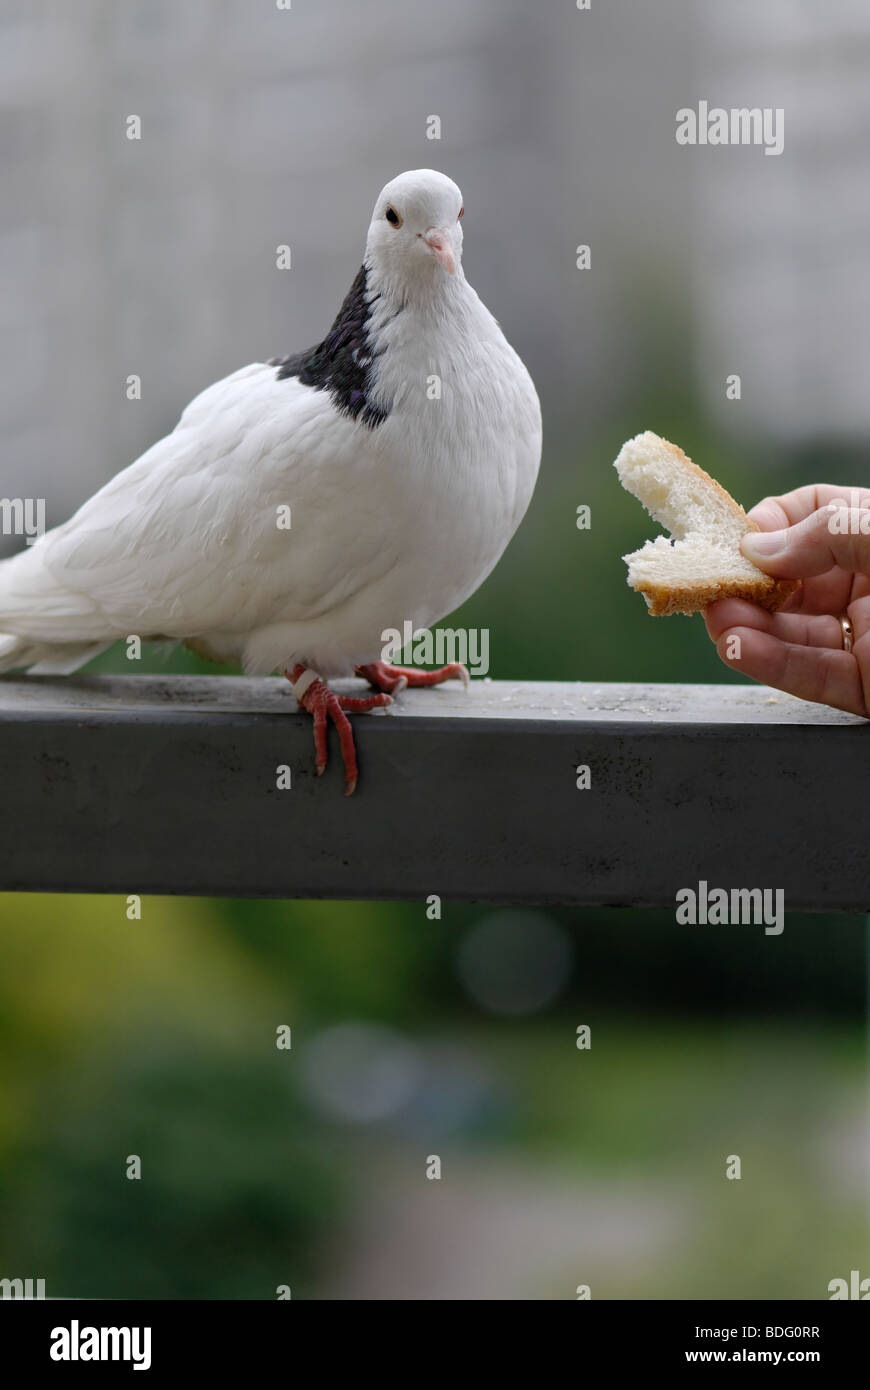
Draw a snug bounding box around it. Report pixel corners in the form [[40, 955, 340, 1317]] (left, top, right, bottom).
[[0, 0, 867, 1298]]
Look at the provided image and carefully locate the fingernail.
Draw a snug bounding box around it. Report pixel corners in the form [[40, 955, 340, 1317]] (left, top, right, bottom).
[[742, 530, 786, 558]]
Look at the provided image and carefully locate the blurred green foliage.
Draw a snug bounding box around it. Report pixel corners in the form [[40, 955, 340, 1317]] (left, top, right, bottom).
[[0, 891, 864, 1298]]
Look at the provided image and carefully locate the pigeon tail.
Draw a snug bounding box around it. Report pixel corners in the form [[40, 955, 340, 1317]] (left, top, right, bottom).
[[0, 633, 111, 675]]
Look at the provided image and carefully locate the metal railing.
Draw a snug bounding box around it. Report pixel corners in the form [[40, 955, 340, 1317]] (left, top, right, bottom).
[[0, 675, 866, 908]]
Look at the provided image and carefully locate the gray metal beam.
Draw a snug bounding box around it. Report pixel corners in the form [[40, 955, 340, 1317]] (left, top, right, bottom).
[[0, 675, 866, 908]]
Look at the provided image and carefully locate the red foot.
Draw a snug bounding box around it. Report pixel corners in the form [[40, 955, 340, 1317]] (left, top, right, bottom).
[[286, 665, 391, 796], [356, 659, 470, 695]]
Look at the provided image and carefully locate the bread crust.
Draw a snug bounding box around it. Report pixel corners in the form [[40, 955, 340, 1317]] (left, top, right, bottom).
[[637, 574, 798, 618]]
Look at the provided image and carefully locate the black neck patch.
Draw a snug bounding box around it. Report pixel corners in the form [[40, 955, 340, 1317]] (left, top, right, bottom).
[[270, 264, 389, 428]]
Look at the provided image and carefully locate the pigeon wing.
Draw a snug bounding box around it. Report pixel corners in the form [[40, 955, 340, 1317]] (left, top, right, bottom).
[[0, 363, 397, 644]]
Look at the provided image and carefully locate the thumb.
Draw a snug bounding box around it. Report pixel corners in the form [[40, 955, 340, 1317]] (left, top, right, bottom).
[[740, 499, 870, 578]]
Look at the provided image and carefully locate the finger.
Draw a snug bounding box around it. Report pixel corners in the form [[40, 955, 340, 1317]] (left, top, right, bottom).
[[705, 597, 843, 649], [747, 485, 870, 531], [741, 501, 870, 579], [747, 497, 796, 531], [774, 570, 854, 616], [704, 597, 783, 642], [715, 625, 867, 717]]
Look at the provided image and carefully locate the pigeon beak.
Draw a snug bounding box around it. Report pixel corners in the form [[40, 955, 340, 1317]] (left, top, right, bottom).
[[422, 227, 456, 275]]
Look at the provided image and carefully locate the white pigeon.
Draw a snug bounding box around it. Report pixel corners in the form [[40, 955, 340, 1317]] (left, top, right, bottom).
[[0, 169, 542, 792]]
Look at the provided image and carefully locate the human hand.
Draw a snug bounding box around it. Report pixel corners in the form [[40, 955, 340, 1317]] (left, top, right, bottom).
[[704, 485, 870, 717]]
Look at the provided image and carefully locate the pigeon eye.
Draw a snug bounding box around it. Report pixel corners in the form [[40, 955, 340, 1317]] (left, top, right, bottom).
[[458, 206, 464, 220], [385, 205, 402, 228]]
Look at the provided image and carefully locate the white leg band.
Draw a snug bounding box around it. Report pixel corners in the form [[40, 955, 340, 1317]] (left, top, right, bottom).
[[289, 667, 320, 701]]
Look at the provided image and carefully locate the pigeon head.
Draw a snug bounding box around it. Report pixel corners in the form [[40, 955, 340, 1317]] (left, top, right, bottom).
[[365, 169, 464, 299]]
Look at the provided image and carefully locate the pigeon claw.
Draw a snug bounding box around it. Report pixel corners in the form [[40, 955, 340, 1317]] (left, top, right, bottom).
[[286, 665, 391, 794], [357, 659, 470, 693]]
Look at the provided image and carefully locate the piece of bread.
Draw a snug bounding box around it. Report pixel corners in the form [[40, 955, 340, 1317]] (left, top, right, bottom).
[[614, 431, 798, 616]]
